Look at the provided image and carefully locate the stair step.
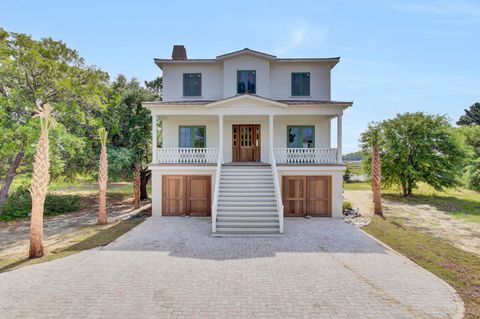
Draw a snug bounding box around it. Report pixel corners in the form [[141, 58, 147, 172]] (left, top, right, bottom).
[[222, 168, 272, 173], [221, 176, 272, 181], [216, 222, 279, 228], [218, 201, 276, 206], [215, 227, 280, 234], [219, 197, 275, 201], [218, 204, 277, 212], [220, 185, 275, 188], [219, 192, 275, 197], [217, 216, 279, 222], [217, 211, 278, 217]]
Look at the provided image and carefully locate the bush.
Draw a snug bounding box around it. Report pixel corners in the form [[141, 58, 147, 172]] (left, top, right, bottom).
[[0, 186, 82, 221], [343, 200, 353, 212]]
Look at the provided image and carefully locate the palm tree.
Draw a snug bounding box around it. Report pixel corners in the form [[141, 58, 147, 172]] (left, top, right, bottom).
[[370, 128, 383, 216], [361, 124, 383, 216], [29, 103, 57, 258], [98, 128, 108, 225], [133, 162, 141, 209]]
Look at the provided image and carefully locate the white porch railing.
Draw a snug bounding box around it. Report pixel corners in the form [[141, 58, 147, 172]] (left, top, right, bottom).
[[211, 157, 222, 233], [273, 148, 339, 164], [156, 148, 219, 164], [270, 148, 284, 234]]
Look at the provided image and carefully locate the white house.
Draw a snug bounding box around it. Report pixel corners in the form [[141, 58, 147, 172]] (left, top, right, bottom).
[[144, 46, 352, 236]]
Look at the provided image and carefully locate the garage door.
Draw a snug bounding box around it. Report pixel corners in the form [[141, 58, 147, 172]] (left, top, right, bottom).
[[162, 175, 211, 216], [282, 176, 331, 217]]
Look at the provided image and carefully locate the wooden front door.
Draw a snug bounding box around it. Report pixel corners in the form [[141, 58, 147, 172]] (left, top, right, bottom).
[[232, 124, 261, 162], [282, 176, 331, 217], [162, 175, 211, 216]]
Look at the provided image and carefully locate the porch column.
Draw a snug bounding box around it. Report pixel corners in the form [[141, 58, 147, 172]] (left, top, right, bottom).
[[218, 114, 224, 163], [152, 113, 157, 164], [337, 113, 343, 164], [269, 114, 274, 163]]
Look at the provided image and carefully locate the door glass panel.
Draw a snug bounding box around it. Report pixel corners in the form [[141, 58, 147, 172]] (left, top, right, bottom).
[[233, 126, 237, 146], [255, 125, 260, 147]]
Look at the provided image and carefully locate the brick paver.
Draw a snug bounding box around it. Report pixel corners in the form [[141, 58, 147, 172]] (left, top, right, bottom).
[[0, 217, 464, 318]]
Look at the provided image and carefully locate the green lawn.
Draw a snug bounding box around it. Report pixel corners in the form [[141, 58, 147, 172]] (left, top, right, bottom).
[[343, 182, 370, 190], [364, 216, 480, 319]]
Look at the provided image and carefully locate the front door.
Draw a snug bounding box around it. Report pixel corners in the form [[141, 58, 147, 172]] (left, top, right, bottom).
[[232, 124, 261, 162]]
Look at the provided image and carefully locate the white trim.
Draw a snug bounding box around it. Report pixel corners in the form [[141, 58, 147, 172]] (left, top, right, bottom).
[[205, 94, 287, 108]]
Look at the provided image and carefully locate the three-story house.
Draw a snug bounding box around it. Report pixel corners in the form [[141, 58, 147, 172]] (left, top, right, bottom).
[[143, 46, 352, 236]]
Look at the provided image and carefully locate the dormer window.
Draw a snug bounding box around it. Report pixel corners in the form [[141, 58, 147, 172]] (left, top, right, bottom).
[[291, 72, 310, 96], [183, 73, 202, 96], [237, 70, 256, 94]]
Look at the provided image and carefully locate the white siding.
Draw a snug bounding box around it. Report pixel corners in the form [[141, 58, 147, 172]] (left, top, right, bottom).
[[270, 63, 331, 100], [222, 56, 270, 98], [162, 64, 223, 101]]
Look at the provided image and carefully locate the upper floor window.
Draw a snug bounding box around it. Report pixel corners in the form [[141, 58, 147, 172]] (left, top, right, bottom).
[[287, 125, 315, 148], [291, 72, 310, 96], [179, 126, 206, 148], [183, 73, 202, 96], [237, 70, 256, 94]]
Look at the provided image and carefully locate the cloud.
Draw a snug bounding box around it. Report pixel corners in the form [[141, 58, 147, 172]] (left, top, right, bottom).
[[274, 21, 326, 55]]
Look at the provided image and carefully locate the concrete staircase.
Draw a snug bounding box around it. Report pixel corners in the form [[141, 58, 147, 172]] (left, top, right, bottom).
[[214, 165, 281, 236]]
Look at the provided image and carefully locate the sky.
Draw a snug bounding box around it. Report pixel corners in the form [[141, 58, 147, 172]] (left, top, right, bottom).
[[1, 0, 479, 153]]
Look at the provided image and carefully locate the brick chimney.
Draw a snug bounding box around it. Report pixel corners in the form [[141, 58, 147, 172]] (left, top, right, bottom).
[[171, 45, 187, 60]]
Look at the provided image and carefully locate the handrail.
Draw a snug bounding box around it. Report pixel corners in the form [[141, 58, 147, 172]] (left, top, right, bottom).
[[211, 153, 222, 233], [156, 148, 218, 164], [270, 148, 284, 234], [273, 147, 338, 164]]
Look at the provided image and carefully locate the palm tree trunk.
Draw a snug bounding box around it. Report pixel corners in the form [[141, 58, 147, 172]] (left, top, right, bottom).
[[371, 144, 383, 216], [98, 130, 108, 225], [133, 162, 141, 209], [29, 104, 55, 258]]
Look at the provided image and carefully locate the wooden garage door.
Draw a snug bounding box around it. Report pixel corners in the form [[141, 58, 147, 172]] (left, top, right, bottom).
[[282, 176, 331, 217], [162, 175, 211, 216]]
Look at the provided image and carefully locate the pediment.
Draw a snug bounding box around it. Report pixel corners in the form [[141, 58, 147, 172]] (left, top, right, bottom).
[[205, 94, 287, 109]]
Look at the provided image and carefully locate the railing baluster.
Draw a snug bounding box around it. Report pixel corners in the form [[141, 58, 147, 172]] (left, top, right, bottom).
[[273, 148, 338, 165]]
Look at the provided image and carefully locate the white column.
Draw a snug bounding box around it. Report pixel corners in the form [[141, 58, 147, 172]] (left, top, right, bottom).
[[269, 114, 274, 164], [152, 113, 157, 164], [218, 114, 224, 163], [337, 113, 343, 164]]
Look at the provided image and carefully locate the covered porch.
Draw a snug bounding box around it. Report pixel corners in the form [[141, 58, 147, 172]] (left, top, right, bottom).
[[151, 113, 344, 166]]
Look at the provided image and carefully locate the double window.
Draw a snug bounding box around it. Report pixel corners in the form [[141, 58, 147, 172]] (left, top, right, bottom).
[[237, 70, 256, 94], [179, 126, 206, 148], [291, 72, 310, 96], [287, 126, 315, 148], [183, 73, 202, 96]]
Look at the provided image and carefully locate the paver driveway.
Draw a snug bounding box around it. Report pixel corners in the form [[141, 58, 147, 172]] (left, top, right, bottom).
[[0, 217, 463, 318]]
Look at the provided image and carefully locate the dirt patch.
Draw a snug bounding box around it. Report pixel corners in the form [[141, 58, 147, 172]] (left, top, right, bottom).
[[346, 190, 480, 256], [0, 193, 149, 260]]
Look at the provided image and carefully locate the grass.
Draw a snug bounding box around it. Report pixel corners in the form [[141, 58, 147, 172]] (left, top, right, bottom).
[[344, 182, 480, 223], [343, 182, 371, 190], [0, 219, 143, 273], [346, 161, 363, 175], [364, 216, 480, 318]]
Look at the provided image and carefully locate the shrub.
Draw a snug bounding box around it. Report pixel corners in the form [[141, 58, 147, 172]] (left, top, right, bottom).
[[0, 186, 82, 221], [343, 200, 353, 212]]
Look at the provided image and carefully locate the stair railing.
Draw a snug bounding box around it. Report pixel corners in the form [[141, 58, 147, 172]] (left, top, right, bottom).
[[211, 150, 222, 233], [270, 148, 284, 233]]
